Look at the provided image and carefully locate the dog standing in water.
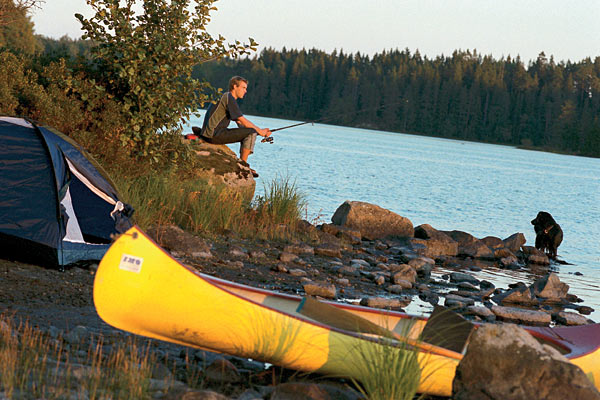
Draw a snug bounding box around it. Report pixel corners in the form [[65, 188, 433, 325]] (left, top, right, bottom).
[[531, 211, 563, 259]]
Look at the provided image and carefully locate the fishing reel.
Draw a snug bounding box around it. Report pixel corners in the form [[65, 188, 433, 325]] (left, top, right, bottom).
[[261, 136, 274, 144]]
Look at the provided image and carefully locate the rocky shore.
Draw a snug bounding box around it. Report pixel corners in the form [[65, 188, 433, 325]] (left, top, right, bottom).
[[0, 200, 597, 399]]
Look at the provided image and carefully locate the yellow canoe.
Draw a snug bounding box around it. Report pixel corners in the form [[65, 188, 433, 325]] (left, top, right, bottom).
[[93, 226, 600, 397]]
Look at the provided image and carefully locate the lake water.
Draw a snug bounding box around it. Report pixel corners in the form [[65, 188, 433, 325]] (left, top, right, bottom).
[[187, 112, 600, 321]]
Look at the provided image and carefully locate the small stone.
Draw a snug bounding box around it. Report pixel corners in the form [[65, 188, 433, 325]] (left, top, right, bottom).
[[315, 243, 342, 258], [204, 358, 240, 383], [191, 250, 213, 259], [271, 263, 288, 273], [576, 305, 594, 315], [528, 254, 550, 265], [303, 282, 337, 299], [284, 244, 314, 255], [350, 259, 370, 268], [226, 260, 244, 269], [335, 278, 350, 286], [457, 282, 479, 291], [385, 281, 410, 294], [229, 247, 249, 259], [389, 279, 412, 290], [444, 294, 475, 308], [289, 268, 307, 277], [418, 291, 439, 306], [64, 326, 89, 344], [339, 265, 360, 277], [391, 264, 417, 284], [466, 305, 496, 321], [491, 305, 551, 326], [376, 262, 389, 270], [449, 272, 480, 285], [553, 311, 590, 326], [374, 275, 386, 285], [278, 252, 298, 263], [249, 250, 266, 259], [480, 280, 495, 290], [360, 296, 411, 309]]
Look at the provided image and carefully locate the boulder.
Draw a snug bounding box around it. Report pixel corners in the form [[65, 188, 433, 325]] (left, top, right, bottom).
[[493, 284, 537, 306], [521, 245, 550, 265], [147, 224, 212, 258], [480, 235, 504, 249], [531, 273, 569, 302], [441, 230, 478, 246], [458, 240, 494, 259], [493, 247, 515, 259], [503, 232, 526, 253], [331, 201, 413, 240], [412, 224, 459, 257], [453, 323, 600, 400], [320, 223, 362, 244], [188, 140, 255, 201], [409, 237, 458, 258]]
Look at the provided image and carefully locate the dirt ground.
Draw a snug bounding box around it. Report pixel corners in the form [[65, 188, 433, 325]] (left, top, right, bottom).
[[0, 258, 107, 332]]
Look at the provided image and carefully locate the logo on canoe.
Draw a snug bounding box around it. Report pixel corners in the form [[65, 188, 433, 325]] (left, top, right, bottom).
[[119, 254, 143, 273]]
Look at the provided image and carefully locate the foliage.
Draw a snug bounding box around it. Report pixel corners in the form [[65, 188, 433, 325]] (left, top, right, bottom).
[[75, 0, 257, 162], [196, 48, 600, 158], [116, 169, 307, 240], [0, 0, 41, 54]]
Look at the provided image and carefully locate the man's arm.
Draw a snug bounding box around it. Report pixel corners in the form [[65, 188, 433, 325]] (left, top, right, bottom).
[[236, 116, 271, 137]]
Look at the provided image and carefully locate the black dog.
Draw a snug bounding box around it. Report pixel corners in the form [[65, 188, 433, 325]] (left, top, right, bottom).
[[531, 211, 563, 259]]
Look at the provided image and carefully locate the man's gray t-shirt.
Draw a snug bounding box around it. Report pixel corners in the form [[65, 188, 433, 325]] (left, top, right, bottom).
[[200, 92, 243, 138]]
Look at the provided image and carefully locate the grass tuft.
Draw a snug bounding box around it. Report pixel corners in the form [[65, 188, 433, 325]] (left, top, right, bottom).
[[348, 320, 424, 400], [116, 170, 308, 241]]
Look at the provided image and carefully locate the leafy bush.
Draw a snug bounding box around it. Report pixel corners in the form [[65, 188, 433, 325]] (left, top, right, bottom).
[[75, 0, 257, 163]]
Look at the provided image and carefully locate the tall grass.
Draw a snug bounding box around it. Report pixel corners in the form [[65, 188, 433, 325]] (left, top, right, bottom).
[[0, 315, 157, 399], [348, 320, 424, 400], [117, 171, 307, 240]]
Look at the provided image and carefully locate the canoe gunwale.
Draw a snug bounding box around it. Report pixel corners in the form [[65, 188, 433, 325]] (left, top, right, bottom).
[[132, 227, 465, 359], [108, 227, 599, 366]]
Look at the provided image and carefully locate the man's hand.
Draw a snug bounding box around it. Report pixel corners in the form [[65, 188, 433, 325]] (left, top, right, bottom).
[[258, 128, 271, 137]]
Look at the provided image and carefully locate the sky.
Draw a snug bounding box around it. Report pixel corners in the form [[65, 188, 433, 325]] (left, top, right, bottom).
[[31, 0, 600, 65]]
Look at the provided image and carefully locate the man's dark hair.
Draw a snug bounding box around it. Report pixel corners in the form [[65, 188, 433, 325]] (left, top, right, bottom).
[[229, 76, 248, 91]]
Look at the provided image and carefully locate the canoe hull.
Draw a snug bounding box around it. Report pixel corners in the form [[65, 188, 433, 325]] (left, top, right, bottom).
[[94, 227, 600, 397]]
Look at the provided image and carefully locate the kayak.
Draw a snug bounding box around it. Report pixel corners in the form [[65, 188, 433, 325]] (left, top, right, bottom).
[[93, 226, 600, 397]]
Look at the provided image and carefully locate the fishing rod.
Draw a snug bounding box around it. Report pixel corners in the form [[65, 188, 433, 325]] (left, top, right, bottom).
[[261, 116, 333, 143], [261, 100, 407, 143]]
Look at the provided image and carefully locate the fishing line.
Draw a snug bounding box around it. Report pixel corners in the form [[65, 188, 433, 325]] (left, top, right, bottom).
[[261, 100, 408, 143]]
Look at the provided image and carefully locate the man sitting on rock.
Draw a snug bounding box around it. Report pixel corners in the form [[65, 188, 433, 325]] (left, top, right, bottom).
[[197, 76, 271, 177]]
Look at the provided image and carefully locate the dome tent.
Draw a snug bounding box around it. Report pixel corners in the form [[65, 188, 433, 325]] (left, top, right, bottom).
[[0, 116, 133, 267]]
